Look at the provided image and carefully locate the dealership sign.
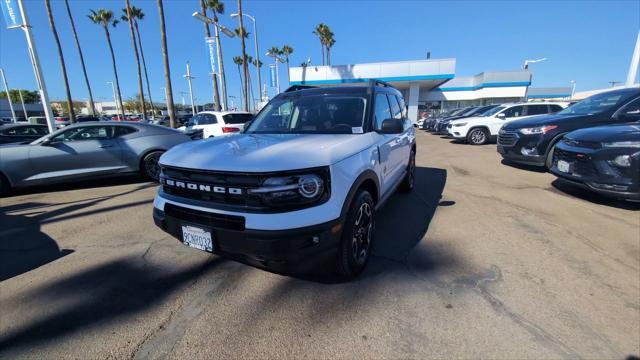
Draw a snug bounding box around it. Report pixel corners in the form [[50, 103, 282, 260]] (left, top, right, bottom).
[[1, 0, 23, 29], [204, 37, 216, 74]]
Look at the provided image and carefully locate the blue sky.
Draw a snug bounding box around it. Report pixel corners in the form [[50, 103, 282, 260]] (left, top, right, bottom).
[[0, 0, 638, 105]]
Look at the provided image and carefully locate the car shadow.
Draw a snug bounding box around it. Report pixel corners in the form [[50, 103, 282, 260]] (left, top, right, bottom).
[[500, 159, 548, 173], [5, 176, 155, 197], [550, 179, 640, 211]]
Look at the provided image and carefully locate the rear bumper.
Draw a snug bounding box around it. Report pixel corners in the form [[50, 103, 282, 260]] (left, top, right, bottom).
[[153, 205, 342, 274]]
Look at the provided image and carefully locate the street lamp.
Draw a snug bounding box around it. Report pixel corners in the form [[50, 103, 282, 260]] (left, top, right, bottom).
[[107, 81, 120, 119], [183, 61, 196, 115], [522, 57, 547, 69], [231, 12, 261, 103], [192, 11, 234, 110], [266, 50, 285, 94]]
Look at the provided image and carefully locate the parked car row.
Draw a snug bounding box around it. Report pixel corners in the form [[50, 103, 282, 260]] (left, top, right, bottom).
[[420, 87, 640, 201]]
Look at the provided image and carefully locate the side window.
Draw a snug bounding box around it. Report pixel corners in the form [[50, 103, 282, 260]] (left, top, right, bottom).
[[526, 105, 550, 116], [35, 126, 49, 135], [51, 126, 113, 142], [617, 97, 640, 120], [549, 105, 564, 113], [207, 114, 218, 124], [503, 106, 524, 118], [388, 94, 402, 119], [114, 126, 137, 137], [396, 95, 407, 118], [374, 93, 392, 130]]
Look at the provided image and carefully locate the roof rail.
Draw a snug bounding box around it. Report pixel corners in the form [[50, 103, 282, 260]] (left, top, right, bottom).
[[368, 79, 393, 88], [284, 85, 316, 93]]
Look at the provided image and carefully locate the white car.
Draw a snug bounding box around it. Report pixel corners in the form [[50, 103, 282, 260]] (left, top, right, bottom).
[[180, 111, 253, 138], [447, 102, 568, 145]]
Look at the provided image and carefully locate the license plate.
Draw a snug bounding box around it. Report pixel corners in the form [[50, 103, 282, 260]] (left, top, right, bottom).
[[181, 225, 213, 252], [557, 160, 571, 173]]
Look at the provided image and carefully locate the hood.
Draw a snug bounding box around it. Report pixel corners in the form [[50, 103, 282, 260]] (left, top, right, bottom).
[[503, 113, 587, 130], [159, 133, 376, 172], [565, 123, 640, 143]]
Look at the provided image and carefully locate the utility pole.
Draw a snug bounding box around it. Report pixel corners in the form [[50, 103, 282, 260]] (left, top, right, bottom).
[[107, 81, 119, 118], [626, 30, 640, 86], [0, 68, 17, 123], [184, 62, 197, 115], [18, 89, 28, 119], [237, 0, 249, 111]]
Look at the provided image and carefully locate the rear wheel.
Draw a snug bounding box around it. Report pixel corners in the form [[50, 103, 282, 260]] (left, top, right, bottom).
[[467, 128, 489, 145], [399, 148, 416, 192], [142, 151, 164, 181], [336, 190, 375, 279], [0, 174, 9, 197]]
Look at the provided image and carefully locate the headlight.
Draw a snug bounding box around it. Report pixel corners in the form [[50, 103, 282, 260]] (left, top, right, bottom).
[[250, 169, 329, 209], [519, 125, 558, 135], [602, 141, 640, 148], [608, 155, 632, 168], [453, 122, 467, 127]]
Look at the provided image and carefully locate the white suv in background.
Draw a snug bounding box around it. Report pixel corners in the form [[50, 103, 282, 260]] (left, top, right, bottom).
[[447, 102, 568, 145], [180, 111, 253, 138]]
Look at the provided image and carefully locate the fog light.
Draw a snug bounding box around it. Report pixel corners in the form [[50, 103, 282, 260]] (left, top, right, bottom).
[[610, 155, 631, 168], [521, 147, 538, 156]]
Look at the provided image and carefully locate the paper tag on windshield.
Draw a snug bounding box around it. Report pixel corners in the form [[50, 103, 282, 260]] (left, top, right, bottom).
[[352, 127, 364, 134]]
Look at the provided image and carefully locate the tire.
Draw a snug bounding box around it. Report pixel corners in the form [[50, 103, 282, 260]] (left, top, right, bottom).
[[467, 128, 489, 145], [399, 148, 416, 193], [336, 190, 375, 279], [142, 151, 164, 181], [0, 173, 10, 197], [545, 142, 557, 169]]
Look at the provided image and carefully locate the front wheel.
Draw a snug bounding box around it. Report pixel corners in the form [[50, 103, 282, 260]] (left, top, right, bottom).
[[467, 128, 489, 145], [545, 142, 557, 170], [142, 151, 164, 181], [336, 190, 375, 279]]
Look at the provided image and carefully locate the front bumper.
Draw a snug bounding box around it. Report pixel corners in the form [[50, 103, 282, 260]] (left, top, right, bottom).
[[153, 202, 343, 274], [497, 131, 547, 167]]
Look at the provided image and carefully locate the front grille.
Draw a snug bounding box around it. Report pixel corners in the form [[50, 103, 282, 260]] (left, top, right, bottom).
[[553, 149, 598, 177], [498, 130, 519, 146], [164, 203, 245, 231]]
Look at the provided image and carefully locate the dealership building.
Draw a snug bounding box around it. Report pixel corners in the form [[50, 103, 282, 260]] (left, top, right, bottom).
[[289, 59, 572, 122]]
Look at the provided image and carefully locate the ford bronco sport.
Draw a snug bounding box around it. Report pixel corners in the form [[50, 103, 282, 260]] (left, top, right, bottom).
[[153, 80, 416, 278]]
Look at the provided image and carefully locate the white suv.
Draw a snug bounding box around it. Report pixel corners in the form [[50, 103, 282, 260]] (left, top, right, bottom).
[[181, 111, 253, 138], [447, 102, 568, 145], [153, 81, 416, 279]]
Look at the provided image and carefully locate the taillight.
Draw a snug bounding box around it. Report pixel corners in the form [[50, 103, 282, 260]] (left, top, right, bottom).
[[222, 127, 240, 133]]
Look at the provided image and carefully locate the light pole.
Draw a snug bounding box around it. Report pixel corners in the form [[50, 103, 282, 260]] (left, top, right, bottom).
[[18, 89, 28, 119], [192, 12, 235, 111], [228, 95, 236, 110], [570, 80, 576, 100], [107, 81, 119, 118], [522, 57, 547, 69], [0, 68, 17, 123], [184, 62, 196, 115], [266, 50, 284, 94], [231, 12, 260, 103]]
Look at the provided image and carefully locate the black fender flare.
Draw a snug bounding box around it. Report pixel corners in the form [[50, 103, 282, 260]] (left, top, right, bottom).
[[339, 170, 380, 218]]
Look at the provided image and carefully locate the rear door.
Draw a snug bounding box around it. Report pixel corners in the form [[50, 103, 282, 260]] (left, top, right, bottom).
[[27, 125, 123, 183]]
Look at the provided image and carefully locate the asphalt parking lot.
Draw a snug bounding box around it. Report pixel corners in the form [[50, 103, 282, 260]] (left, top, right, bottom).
[[1, 130, 638, 359]]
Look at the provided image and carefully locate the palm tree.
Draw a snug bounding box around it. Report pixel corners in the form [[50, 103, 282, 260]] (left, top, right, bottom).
[[280, 45, 294, 83], [325, 33, 335, 66], [236, 0, 249, 112], [88, 9, 125, 121], [122, 1, 146, 119], [313, 23, 328, 65], [64, 0, 96, 116], [156, 0, 176, 127], [233, 56, 245, 107], [205, 0, 227, 111], [122, 5, 155, 117], [45, 0, 75, 122]]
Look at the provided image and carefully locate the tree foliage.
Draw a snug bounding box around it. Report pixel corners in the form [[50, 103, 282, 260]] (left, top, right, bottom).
[[0, 89, 39, 104]]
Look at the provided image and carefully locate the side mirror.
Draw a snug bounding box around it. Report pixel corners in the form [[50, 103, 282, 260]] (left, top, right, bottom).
[[496, 113, 506, 120], [379, 118, 404, 134], [41, 138, 52, 146]]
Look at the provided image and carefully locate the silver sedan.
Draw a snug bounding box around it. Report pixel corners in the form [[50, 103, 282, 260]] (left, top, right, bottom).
[[0, 122, 192, 195]]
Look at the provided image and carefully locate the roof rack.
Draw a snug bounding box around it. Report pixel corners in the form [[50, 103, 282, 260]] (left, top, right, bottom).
[[368, 79, 393, 88], [284, 85, 317, 93]]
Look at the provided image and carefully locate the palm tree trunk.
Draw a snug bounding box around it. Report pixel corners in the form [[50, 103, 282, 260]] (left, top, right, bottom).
[[237, 0, 249, 111], [286, 59, 290, 84], [64, 0, 95, 116], [104, 26, 125, 121], [134, 21, 155, 117], [45, 0, 75, 122], [321, 42, 325, 66], [237, 64, 245, 107], [327, 48, 330, 66], [157, 0, 176, 127], [124, 0, 146, 119]]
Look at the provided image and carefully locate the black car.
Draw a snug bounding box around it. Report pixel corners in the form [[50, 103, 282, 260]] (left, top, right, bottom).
[[0, 124, 49, 145], [434, 105, 500, 134], [550, 123, 640, 201], [498, 88, 640, 168], [423, 108, 469, 131]]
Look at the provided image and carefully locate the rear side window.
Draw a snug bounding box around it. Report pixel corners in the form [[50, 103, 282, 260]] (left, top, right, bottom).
[[374, 94, 392, 130], [114, 126, 137, 137], [503, 106, 524, 118], [549, 105, 564, 113], [203, 114, 217, 125], [223, 113, 253, 124], [388, 94, 402, 119], [526, 105, 550, 116]]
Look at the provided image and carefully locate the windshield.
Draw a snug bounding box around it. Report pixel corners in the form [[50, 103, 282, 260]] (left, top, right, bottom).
[[245, 95, 367, 134], [483, 106, 506, 117], [462, 107, 479, 116], [558, 92, 629, 116]]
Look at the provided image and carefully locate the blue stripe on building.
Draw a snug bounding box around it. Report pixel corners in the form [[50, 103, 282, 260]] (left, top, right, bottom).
[[289, 74, 455, 86], [435, 81, 532, 92]]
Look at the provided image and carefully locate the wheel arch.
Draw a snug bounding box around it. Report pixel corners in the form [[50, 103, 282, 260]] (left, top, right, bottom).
[[339, 170, 380, 218], [138, 148, 166, 171]]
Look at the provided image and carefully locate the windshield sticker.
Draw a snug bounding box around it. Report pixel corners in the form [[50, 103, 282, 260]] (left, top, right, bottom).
[[352, 127, 363, 134]]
